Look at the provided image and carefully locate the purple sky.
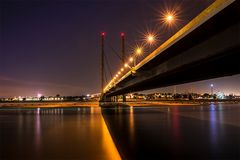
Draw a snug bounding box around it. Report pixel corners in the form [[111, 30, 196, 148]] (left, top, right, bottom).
[[1, 0, 239, 97]]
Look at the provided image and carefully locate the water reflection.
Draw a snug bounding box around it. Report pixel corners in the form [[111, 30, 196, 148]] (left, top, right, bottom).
[[0, 107, 121, 160], [102, 104, 240, 160], [129, 106, 135, 139], [1, 105, 239, 159], [171, 107, 181, 147], [35, 108, 41, 155], [209, 104, 218, 146]]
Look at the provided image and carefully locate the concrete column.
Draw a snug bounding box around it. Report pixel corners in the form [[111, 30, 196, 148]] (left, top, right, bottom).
[[122, 94, 126, 102], [111, 96, 114, 102], [113, 96, 116, 102]]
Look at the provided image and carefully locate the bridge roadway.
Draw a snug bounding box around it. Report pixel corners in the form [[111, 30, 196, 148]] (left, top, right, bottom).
[[102, 0, 240, 101]]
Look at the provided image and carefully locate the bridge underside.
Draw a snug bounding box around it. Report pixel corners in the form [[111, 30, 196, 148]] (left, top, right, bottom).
[[104, 1, 240, 98], [107, 48, 240, 97]]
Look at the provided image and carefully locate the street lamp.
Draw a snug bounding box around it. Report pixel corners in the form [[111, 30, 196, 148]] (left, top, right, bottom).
[[166, 14, 174, 22], [146, 34, 155, 44], [132, 47, 143, 66], [160, 9, 177, 26], [210, 84, 214, 95], [136, 48, 142, 55], [129, 57, 134, 62]]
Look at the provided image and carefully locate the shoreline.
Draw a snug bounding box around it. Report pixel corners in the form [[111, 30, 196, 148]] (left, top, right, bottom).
[[126, 101, 198, 107], [0, 101, 99, 108], [0, 100, 239, 108]]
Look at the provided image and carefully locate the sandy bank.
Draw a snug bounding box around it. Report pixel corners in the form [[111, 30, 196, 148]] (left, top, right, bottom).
[[0, 102, 99, 108]]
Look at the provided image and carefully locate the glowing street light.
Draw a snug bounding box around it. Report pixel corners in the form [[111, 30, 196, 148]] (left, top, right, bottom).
[[129, 57, 134, 62], [147, 34, 155, 44], [163, 11, 176, 25], [124, 63, 128, 68], [121, 68, 124, 72], [159, 8, 178, 26], [136, 48, 142, 55], [166, 14, 174, 22]]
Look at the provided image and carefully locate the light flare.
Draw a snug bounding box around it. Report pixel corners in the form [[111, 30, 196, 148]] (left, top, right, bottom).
[[129, 57, 134, 62], [159, 8, 179, 27], [136, 47, 143, 55]]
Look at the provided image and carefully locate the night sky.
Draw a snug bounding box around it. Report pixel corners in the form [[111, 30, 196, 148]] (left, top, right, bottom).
[[1, 0, 239, 97]]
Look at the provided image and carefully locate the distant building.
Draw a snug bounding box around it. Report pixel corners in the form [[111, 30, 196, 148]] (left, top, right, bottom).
[[216, 92, 225, 99]]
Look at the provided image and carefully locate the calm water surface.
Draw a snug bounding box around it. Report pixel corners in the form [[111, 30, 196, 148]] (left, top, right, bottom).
[[0, 107, 120, 160], [102, 103, 240, 160], [0, 104, 240, 160]]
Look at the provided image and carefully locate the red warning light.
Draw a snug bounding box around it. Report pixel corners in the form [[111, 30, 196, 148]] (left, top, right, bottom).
[[120, 32, 125, 37], [101, 32, 106, 36]]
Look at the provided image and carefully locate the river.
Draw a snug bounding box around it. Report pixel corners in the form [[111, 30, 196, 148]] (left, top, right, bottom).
[[0, 103, 239, 159]]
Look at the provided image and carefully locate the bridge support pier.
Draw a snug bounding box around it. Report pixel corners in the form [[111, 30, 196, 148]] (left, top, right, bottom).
[[122, 94, 126, 102], [110, 96, 114, 102], [112, 96, 115, 102], [110, 96, 117, 102], [100, 94, 112, 102], [116, 96, 119, 102]]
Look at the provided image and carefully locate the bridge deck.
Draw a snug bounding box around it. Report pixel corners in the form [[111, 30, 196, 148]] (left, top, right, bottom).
[[104, 0, 240, 97]]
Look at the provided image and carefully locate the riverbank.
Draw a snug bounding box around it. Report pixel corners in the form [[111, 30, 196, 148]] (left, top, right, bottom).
[[0, 100, 239, 108], [0, 101, 99, 108], [126, 100, 240, 107], [101, 100, 240, 108], [126, 101, 198, 107]]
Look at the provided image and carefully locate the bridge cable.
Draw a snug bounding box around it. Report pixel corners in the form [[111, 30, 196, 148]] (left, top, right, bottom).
[[107, 43, 122, 61], [104, 53, 113, 79], [104, 65, 108, 86]]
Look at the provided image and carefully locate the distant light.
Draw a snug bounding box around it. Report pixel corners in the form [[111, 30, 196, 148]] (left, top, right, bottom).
[[159, 8, 178, 27], [37, 93, 42, 98], [120, 32, 125, 37], [136, 48, 142, 54], [116, 74, 119, 77], [147, 34, 155, 43], [87, 94, 90, 97], [124, 63, 128, 68], [121, 68, 124, 71], [118, 71, 121, 74], [101, 32, 106, 36], [162, 11, 176, 25], [166, 14, 174, 22], [129, 57, 134, 62], [216, 92, 225, 99], [211, 84, 214, 87]]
